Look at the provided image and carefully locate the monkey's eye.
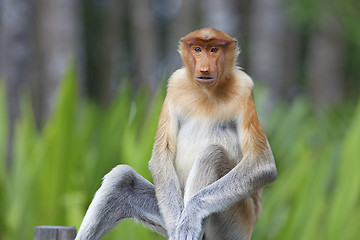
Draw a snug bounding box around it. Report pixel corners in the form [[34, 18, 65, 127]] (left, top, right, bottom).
[[210, 47, 218, 53], [194, 47, 202, 52]]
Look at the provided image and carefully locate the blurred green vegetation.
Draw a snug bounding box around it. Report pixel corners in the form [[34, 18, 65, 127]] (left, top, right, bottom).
[[1, 67, 360, 240]]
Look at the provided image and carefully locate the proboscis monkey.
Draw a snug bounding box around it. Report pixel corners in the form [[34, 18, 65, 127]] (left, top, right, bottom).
[[75, 28, 277, 240]]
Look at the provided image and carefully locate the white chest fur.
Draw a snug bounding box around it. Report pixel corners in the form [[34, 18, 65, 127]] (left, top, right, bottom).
[[174, 117, 242, 189]]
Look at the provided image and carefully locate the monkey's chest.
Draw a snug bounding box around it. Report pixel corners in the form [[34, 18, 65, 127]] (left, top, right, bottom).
[[175, 119, 241, 188]]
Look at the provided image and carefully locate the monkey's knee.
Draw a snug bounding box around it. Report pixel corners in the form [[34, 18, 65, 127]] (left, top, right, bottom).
[[199, 145, 231, 165], [102, 165, 138, 189], [205, 145, 227, 159], [197, 145, 233, 178], [184, 145, 232, 201], [103, 164, 155, 196]]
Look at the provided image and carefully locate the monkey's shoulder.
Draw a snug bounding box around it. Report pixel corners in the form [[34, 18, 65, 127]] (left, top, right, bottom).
[[233, 67, 254, 91], [167, 68, 189, 87]]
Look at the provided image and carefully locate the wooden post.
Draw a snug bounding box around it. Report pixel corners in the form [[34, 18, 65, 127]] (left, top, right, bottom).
[[34, 226, 77, 240]]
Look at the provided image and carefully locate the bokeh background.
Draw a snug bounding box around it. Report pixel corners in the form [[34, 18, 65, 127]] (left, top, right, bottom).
[[1, 0, 360, 239]]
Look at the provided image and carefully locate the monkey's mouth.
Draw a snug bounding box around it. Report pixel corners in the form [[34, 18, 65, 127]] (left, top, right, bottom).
[[195, 76, 216, 87]]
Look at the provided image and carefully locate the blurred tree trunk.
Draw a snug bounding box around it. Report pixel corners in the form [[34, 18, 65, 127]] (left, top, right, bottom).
[[98, 0, 124, 105], [249, 0, 287, 106], [166, 0, 197, 72], [306, 13, 344, 108], [0, 0, 35, 169], [283, 27, 301, 101], [236, 1, 254, 67], [201, 0, 239, 36], [130, 0, 159, 92], [36, 0, 83, 125]]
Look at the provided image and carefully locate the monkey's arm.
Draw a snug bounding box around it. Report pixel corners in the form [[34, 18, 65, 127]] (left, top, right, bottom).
[[175, 91, 277, 240], [149, 99, 183, 237]]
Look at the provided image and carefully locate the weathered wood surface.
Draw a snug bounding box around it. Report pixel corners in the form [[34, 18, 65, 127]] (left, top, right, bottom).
[[34, 226, 77, 240]]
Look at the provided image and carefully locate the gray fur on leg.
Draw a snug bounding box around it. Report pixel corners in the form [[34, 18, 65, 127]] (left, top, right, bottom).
[[75, 165, 167, 240]]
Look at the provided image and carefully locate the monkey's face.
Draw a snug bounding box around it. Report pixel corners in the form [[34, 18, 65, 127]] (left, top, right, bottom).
[[190, 45, 222, 88], [180, 28, 239, 89]]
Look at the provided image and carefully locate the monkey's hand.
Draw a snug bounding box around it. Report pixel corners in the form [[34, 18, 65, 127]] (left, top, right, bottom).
[[173, 199, 204, 240]]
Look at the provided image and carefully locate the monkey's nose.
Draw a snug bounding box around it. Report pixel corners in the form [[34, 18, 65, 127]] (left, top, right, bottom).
[[200, 66, 210, 73]]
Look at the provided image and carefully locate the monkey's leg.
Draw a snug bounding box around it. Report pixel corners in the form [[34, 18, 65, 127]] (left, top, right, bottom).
[[184, 145, 234, 204], [179, 144, 269, 240], [75, 165, 167, 240], [183, 145, 234, 240]]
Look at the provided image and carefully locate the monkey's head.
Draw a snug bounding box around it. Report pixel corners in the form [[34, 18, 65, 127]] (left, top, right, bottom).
[[179, 28, 239, 88]]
